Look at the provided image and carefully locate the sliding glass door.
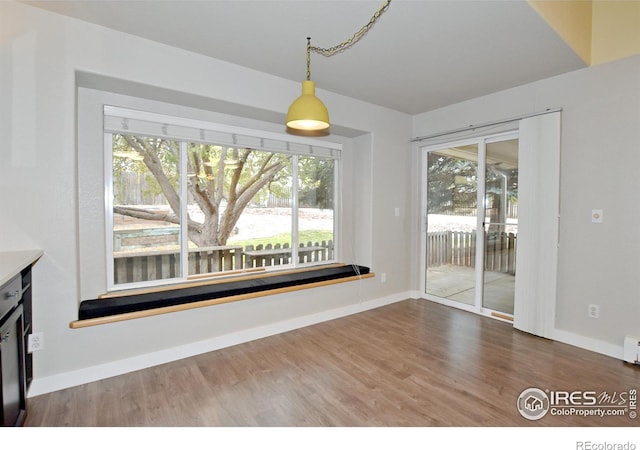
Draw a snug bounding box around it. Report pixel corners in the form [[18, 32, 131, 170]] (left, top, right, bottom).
[[425, 144, 479, 307], [423, 133, 518, 320], [482, 139, 518, 316]]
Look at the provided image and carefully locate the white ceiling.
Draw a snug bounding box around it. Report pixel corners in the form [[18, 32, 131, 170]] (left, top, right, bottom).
[[23, 0, 587, 115]]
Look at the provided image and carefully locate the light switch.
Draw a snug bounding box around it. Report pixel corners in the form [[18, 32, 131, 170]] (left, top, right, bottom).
[[394, 207, 400, 217], [591, 209, 603, 223]]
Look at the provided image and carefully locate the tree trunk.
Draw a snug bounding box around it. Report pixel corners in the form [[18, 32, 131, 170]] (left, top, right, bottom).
[[115, 137, 289, 250]]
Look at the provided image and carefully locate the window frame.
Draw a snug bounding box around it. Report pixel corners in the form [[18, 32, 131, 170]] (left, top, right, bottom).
[[104, 106, 342, 292]]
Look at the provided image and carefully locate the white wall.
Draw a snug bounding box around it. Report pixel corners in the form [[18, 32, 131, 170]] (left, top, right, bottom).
[[0, 1, 411, 395], [412, 55, 640, 358]]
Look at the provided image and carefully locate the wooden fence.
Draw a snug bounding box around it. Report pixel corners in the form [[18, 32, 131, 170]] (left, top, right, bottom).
[[433, 204, 518, 219], [113, 240, 334, 284], [427, 231, 516, 274]]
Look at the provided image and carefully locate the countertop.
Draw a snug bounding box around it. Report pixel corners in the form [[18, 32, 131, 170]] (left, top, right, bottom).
[[0, 250, 43, 286]]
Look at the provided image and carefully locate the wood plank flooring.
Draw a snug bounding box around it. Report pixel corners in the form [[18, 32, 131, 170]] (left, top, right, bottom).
[[25, 299, 640, 426]]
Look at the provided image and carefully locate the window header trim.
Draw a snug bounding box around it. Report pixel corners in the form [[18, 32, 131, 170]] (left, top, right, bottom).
[[104, 105, 342, 158]]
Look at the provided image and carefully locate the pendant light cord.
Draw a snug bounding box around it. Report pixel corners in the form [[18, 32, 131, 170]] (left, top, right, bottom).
[[310, 0, 392, 56], [306, 37, 312, 81], [305, 0, 392, 80]]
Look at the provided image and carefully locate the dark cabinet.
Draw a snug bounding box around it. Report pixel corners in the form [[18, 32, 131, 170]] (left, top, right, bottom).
[[0, 252, 40, 427], [0, 304, 25, 426], [21, 268, 33, 389]]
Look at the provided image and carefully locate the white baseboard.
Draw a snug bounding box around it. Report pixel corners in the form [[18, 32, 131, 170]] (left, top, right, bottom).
[[28, 292, 410, 397], [552, 328, 623, 361], [413, 294, 625, 363]]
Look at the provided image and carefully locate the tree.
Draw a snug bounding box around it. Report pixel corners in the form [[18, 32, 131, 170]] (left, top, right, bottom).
[[427, 152, 477, 215], [427, 151, 518, 219], [112, 134, 291, 247], [298, 157, 334, 209]]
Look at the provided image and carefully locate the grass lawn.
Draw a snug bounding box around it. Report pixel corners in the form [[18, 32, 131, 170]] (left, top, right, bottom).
[[228, 230, 333, 248]]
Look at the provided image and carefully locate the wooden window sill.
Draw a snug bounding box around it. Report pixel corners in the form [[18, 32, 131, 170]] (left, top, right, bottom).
[[70, 264, 373, 328]]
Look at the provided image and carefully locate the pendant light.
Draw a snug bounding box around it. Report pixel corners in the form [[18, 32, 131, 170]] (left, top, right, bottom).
[[285, 0, 392, 137], [286, 38, 330, 136]]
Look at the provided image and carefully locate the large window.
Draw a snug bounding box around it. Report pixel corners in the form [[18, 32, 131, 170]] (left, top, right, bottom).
[[105, 107, 340, 290]]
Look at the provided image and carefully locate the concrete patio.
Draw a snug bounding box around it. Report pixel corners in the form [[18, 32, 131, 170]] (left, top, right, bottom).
[[426, 264, 515, 315]]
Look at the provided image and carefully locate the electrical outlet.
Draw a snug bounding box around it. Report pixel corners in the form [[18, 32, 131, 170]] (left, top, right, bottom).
[[591, 209, 603, 223], [380, 272, 387, 283], [28, 332, 44, 352], [588, 304, 600, 319]]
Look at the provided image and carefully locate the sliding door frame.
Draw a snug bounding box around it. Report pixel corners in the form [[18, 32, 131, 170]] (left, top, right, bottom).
[[419, 130, 518, 322]]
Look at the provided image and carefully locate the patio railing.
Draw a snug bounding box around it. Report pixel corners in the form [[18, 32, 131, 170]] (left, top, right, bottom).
[[427, 231, 516, 274]]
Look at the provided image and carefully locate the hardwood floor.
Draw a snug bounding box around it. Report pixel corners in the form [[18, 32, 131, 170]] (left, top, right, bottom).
[[25, 299, 640, 426]]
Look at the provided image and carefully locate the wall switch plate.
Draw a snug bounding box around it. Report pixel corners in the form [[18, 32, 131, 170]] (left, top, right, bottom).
[[28, 332, 44, 352], [591, 209, 603, 223]]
